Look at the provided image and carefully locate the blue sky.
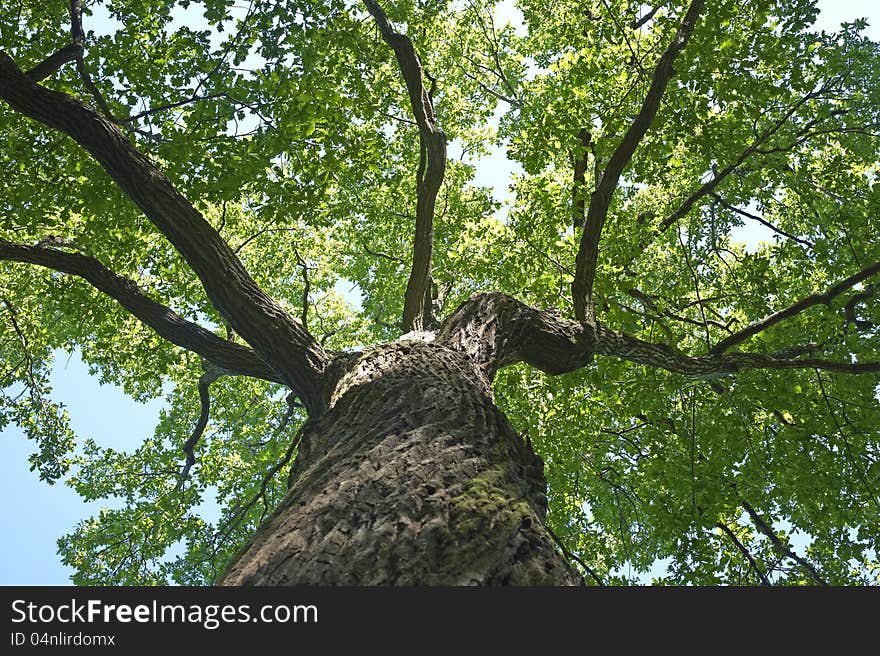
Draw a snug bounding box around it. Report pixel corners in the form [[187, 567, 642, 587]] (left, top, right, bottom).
[[1, 1, 878, 586]]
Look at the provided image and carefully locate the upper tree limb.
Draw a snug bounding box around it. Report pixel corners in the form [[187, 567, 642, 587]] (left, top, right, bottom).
[[572, 0, 705, 322], [0, 50, 329, 413], [364, 0, 447, 332]]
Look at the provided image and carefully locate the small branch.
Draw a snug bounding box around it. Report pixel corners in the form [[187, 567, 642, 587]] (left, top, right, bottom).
[[677, 226, 711, 350], [631, 4, 664, 29], [843, 284, 876, 331], [815, 370, 880, 512], [26, 42, 82, 82], [294, 249, 311, 331], [212, 420, 305, 561], [716, 522, 772, 586], [711, 194, 815, 249], [191, 0, 258, 99], [600, 0, 647, 75], [456, 63, 520, 107], [513, 234, 576, 277], [232, 227, 299, 254], [1, 297, 39, 394], [120, 92, 227, 124], [571, 129, 592, 231], [65, 0, 116, 120], [472, 3, 520, 102], [378, 109, 417, 126], [545, 525, 601, 585], [711, 259, 880, 353], [176, 370, 221, 489], [740, 501, 828, 586], [624, 287, 733, 332], [359, 238, 406, 264], [276, 391, 301, 435], [652, 81, 843, 238]]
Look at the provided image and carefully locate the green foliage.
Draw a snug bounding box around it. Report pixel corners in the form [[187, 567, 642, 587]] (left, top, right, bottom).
[[1, 0, 878, 584]]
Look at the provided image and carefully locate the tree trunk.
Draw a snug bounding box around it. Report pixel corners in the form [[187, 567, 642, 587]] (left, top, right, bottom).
[[218, 338, 582, 585]]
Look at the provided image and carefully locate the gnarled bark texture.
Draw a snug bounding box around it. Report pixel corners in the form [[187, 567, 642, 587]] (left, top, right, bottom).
[[219, 338, 582, 585]]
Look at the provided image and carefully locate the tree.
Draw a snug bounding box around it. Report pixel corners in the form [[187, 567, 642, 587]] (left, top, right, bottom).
[[0, 0, 878, 585]]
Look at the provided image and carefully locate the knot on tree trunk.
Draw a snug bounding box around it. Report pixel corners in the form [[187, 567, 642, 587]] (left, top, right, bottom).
[[438, 291, 598, 378]]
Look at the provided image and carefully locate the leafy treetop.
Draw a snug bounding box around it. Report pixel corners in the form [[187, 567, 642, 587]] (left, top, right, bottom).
[[0, 0, 878, 585]]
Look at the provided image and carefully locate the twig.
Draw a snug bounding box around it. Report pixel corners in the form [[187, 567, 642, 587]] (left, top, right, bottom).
[[545, 525, 603, 586], [631, 3, 664, 29], [716, 522, 772, 585], [711, 193, 815, 248], [740, 501, 827, 585], [815, 370, 880, 513], [176, 369, 221, 489]]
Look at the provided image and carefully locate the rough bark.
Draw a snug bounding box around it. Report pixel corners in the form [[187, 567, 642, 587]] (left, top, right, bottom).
[[438, 292, 880, 377], [219, 289, 878, 585], [219, 339, 582, 585]]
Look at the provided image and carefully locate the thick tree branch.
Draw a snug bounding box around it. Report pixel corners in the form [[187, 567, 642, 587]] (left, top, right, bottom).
[[0, 240, 282, 384], [30, 0, 116, 120], [364, 0, 447, 332], [438, 292, 597, 378], [25, 1, 85, 84], [439, 292, 880, 380], [571, 129, 592, 230], [572, 0, 704, 321], [711, 259, 880, 354], [26, 43, 82, 83], [0, 51, 329, 413]]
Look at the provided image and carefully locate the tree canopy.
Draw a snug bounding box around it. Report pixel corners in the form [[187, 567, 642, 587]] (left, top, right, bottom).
[[1, 0, 879, 585]]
